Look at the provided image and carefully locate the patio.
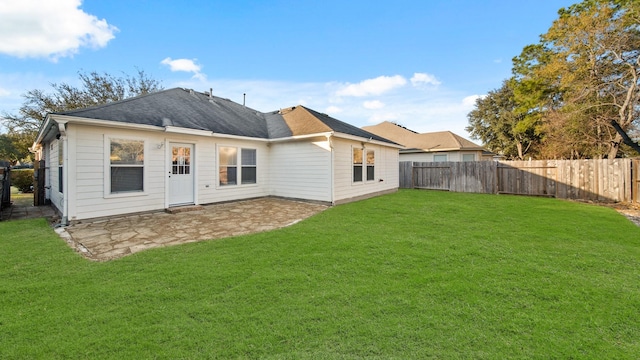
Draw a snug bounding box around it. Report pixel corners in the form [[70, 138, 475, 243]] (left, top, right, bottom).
[[57, 198, 327, 261]]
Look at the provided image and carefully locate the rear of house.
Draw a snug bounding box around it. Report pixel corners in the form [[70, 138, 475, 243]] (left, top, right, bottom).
[[33, 88, 400, 222]]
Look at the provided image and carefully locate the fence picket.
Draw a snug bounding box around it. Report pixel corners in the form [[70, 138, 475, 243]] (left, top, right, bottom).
[[400, 159, 637, 203]]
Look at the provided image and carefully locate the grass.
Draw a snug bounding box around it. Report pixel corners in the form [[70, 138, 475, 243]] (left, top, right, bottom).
[[9, 186, 32, 206], [1, 189, 640, 358]]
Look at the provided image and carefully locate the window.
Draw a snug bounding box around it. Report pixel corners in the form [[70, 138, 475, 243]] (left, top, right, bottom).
[[219, 146, 257, 186], [462, 154, 475, 162], [353, 148, 363, 182], [241, 148, 257, 184], [58, 140, 63, 193], [433, 154, 447, 162], [110, 139, 144, 193], [366, 150, 375, 181], [172, 146, 191, 175], [219, 147, 237, 186]]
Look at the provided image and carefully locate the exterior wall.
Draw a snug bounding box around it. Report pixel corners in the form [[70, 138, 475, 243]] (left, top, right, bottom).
[[197, 137, 270, 204], [268, 139, 332, 202], [399, 150, 485, 162], [47, 123, 401, 221], [66, 124, 271, 221], [332, 138, 399, 204]]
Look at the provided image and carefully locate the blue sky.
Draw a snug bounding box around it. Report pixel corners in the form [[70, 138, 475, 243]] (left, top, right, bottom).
[[0, 0, 575, 139]]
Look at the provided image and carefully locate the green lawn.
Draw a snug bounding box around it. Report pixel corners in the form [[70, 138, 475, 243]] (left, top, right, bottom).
[[2, 190, 640, 359]]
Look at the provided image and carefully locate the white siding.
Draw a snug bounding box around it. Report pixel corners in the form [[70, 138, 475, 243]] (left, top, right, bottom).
[[198, 139, 270, 204], [70, 124, 165, 220], [332, 138, 399, 204], [66, 124, 272, 220], [269, 140, 332, 202], [54, 124, 400, 220]]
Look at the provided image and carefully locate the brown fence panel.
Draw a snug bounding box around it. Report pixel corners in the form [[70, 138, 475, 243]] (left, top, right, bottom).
[[412, 162, 451, 191], [449, 161, 496, 194], [399, 161, 413, 188], [497, 160, 557, 197], [632, 160, 639, 203], [403, 159, 633, 202]]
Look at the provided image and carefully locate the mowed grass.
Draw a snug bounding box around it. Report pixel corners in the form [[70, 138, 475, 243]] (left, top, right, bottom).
[[1, 190, 640, 359]]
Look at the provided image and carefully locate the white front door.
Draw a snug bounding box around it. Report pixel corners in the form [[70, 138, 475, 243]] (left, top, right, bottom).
[[168, 143, 194, 206]]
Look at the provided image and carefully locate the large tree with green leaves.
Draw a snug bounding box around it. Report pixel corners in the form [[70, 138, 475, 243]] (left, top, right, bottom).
[[468, 0, 640, 159], [535, 0, 640, 158], [2, 69, 162, 134], [466, 80, 543, 160], [0, 69, 162, 163]]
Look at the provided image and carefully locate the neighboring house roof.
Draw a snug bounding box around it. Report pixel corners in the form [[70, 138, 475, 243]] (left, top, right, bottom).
[[42, 87, 397, 145], [279, 106, 395, 144], [362, 121, 485, 152]]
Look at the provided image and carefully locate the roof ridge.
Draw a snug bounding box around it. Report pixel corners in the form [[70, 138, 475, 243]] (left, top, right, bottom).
[[55, 87, 178, 115], [447, 131, 464, 148]]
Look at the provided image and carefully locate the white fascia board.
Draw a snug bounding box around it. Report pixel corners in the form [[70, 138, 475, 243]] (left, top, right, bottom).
[[34, 116, 55, 145], [332, 132, 405, 149], [164, 126, 213, 137], [268, 132, 334, 143], [50, 115, 165, 132], [211, 132, 270, 142]]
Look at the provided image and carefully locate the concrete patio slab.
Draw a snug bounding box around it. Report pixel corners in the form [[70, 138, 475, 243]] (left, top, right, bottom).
[[60, 197, 327, 261]]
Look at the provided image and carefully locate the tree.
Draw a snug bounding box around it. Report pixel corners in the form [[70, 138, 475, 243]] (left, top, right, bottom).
[[469, 0, 640, 159], [515, 0, 640, 158], [2, 68, 163, 133], [0, 131, 34, 164], [466, 80, 543, 160]]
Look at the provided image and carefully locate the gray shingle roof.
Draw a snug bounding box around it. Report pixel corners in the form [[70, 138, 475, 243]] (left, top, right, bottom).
[[55, 87, 395, 144]]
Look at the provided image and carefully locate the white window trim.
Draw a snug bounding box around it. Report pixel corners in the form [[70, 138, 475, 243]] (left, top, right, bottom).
[[58, 139, 64, 194], [352, 146, 364, 185], [103, 135, 148, 199], [433, 153, 448, 162], [462, 153, 476, 162], [216, 145, 258, 189], [365, 149, 375, 182]]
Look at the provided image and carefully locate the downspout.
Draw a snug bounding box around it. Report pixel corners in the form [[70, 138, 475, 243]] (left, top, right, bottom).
[[328, 134, 335, 205], [58, 122, 69, 225]]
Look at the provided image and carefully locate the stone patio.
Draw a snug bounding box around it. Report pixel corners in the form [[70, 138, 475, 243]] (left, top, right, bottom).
[[57, 197, 327, 261]]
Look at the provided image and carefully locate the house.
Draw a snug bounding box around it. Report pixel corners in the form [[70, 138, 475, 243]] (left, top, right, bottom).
[[32, 88, 401, 223], [362, 121, 495, 162]]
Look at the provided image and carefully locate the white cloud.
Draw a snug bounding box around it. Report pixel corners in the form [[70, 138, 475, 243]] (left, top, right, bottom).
[[367, 112, 399, 124], [363, 100, 385, 109], [325, 105, 343, 114], [161, 57, 206, 80], [462, 95, 481, 107], [0, 87, 10, 97], [410, 72, 441, 86], [0, 0, 117, 60], [336, 75, 407, 97]]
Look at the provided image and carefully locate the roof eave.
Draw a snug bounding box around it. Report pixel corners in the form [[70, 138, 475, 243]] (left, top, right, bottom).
[[332, 132, 404, 148]]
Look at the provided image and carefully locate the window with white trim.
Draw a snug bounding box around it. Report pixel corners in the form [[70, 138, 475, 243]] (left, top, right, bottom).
[[109, 139, 144, 193], [353, 147, 363, 183], [366, 149, 375, 181], [462, 154, 475, 162], [219, 146, 257, 186], [241, 148, 257, 184], [58, 139, 63, 193], [433, 154, 448, 162]]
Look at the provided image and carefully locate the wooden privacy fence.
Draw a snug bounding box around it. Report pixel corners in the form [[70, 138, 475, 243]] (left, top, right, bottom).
[[400, 159, 639, 203]]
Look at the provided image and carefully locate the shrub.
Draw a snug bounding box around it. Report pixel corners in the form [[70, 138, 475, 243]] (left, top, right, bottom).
[[11, 169, 34, 193]]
